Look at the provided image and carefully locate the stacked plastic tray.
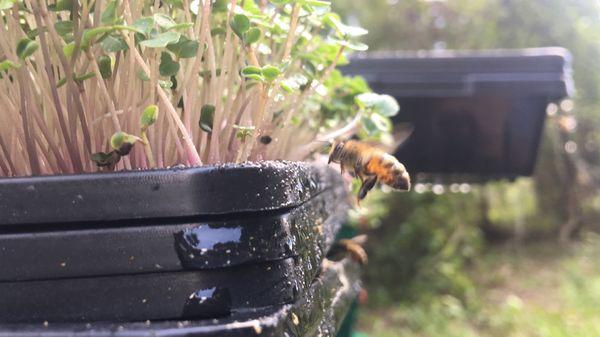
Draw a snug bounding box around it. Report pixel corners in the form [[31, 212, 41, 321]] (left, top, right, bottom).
[[0, 161, 359, 336]]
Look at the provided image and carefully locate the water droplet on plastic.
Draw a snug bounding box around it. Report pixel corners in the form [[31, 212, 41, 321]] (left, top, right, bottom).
[[182, 287, 232, 319]]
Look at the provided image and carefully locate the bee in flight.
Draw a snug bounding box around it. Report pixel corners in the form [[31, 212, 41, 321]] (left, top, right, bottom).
[[328, 140, 411, 202]]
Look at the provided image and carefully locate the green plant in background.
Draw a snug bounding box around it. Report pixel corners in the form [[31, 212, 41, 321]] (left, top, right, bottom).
[[0, 0, 396, 177], [355, 194, 600, 337], [345, 188, 485, 337], [357, 191, 484, 306]]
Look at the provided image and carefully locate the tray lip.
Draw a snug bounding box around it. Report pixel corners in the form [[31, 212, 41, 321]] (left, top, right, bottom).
[[0, 160, 340, 227], [340, 47, 574, 99], [0, 160, 302, 182], [346, 47, 572, 64]]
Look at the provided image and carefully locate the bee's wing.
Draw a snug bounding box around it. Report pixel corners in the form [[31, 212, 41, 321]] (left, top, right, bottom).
[[360, 123, 414, 154], [391, 123, 414, 152]]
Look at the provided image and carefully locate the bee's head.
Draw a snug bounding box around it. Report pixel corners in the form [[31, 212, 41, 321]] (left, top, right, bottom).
[[328, 141, 346, 164]]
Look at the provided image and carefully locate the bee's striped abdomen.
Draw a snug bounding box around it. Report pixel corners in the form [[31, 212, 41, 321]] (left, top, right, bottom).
[[365, 153, 409, 189]]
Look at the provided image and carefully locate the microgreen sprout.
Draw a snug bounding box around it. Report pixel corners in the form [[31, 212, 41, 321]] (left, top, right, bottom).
[[0, 0, 396, 177], [140, 104, 159, 167]]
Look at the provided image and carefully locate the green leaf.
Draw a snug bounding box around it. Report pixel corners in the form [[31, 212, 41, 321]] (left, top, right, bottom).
[[332, 38, 368, 51], [110, 131, 127, 150], [140, 31, 181, 48], [241, 66, 264, 81], [16, 38, 39, 60], [213, 0, 228, 12], [199, 104, 215, 133], [97, 55, 112, 79], [110, 131, 140, 155], [0, 59, 19, 71], [132, 17, 155, 36], [304, 0, 330, 7], [112, 25, 144, 34], [82, 26, 115, 48], [361, 115, 378, 136], [63, 42, 75, 58], [159, 51, 180, 76], [241, 66, 262, 75], [168, 22, 193, 31], [280, 82, 293, 93], [324, 14, 368, 37], [153, 13, 176, 29], [101, 35, 129, 53], [54, 21, 74, 37], [0, 0, 16, 11], [355, 93, 400, 117], [261, 65, 280, 82], [230, 14, 250, 40], [244, 27, 261, 44], [301, 3, 314, 14], [101, 0, 118, 25], [55, 77, 67, 88], [346, 75, 370, 93], [159, 79, 173, 88], [56, 72, 96, 88], [166, 36, 199, 58], [244, 74, 264, 81], [242, 0, 262, 16], [233, 125, 255, 142], [140, 104, 158, 128], [75, 72, 96, 82]]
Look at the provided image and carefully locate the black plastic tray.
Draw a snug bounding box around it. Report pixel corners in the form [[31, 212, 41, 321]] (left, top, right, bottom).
[[0, 184, 347, 281], [340, 48, 573, 178], [0, 161, 336, 226], [0, 258, 361, 337], [0, 259, 300, 323]]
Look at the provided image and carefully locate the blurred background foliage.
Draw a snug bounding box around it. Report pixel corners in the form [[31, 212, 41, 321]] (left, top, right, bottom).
[[336, 0, 600, 336]]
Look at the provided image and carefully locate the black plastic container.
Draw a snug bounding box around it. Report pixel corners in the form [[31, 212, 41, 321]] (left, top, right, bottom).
[[0, 258, 361, 337], [0, 161, 355, 331], [341, 47, 573, 177]]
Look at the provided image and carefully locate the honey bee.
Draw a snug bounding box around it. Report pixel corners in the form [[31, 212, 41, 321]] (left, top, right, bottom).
[[328, 140, 411, 201]]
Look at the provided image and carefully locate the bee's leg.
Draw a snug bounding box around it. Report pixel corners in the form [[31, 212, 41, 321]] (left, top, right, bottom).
[[354, 162, 364, 178], [358, 175, 378, 201], [335, 236, 368, 265]]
